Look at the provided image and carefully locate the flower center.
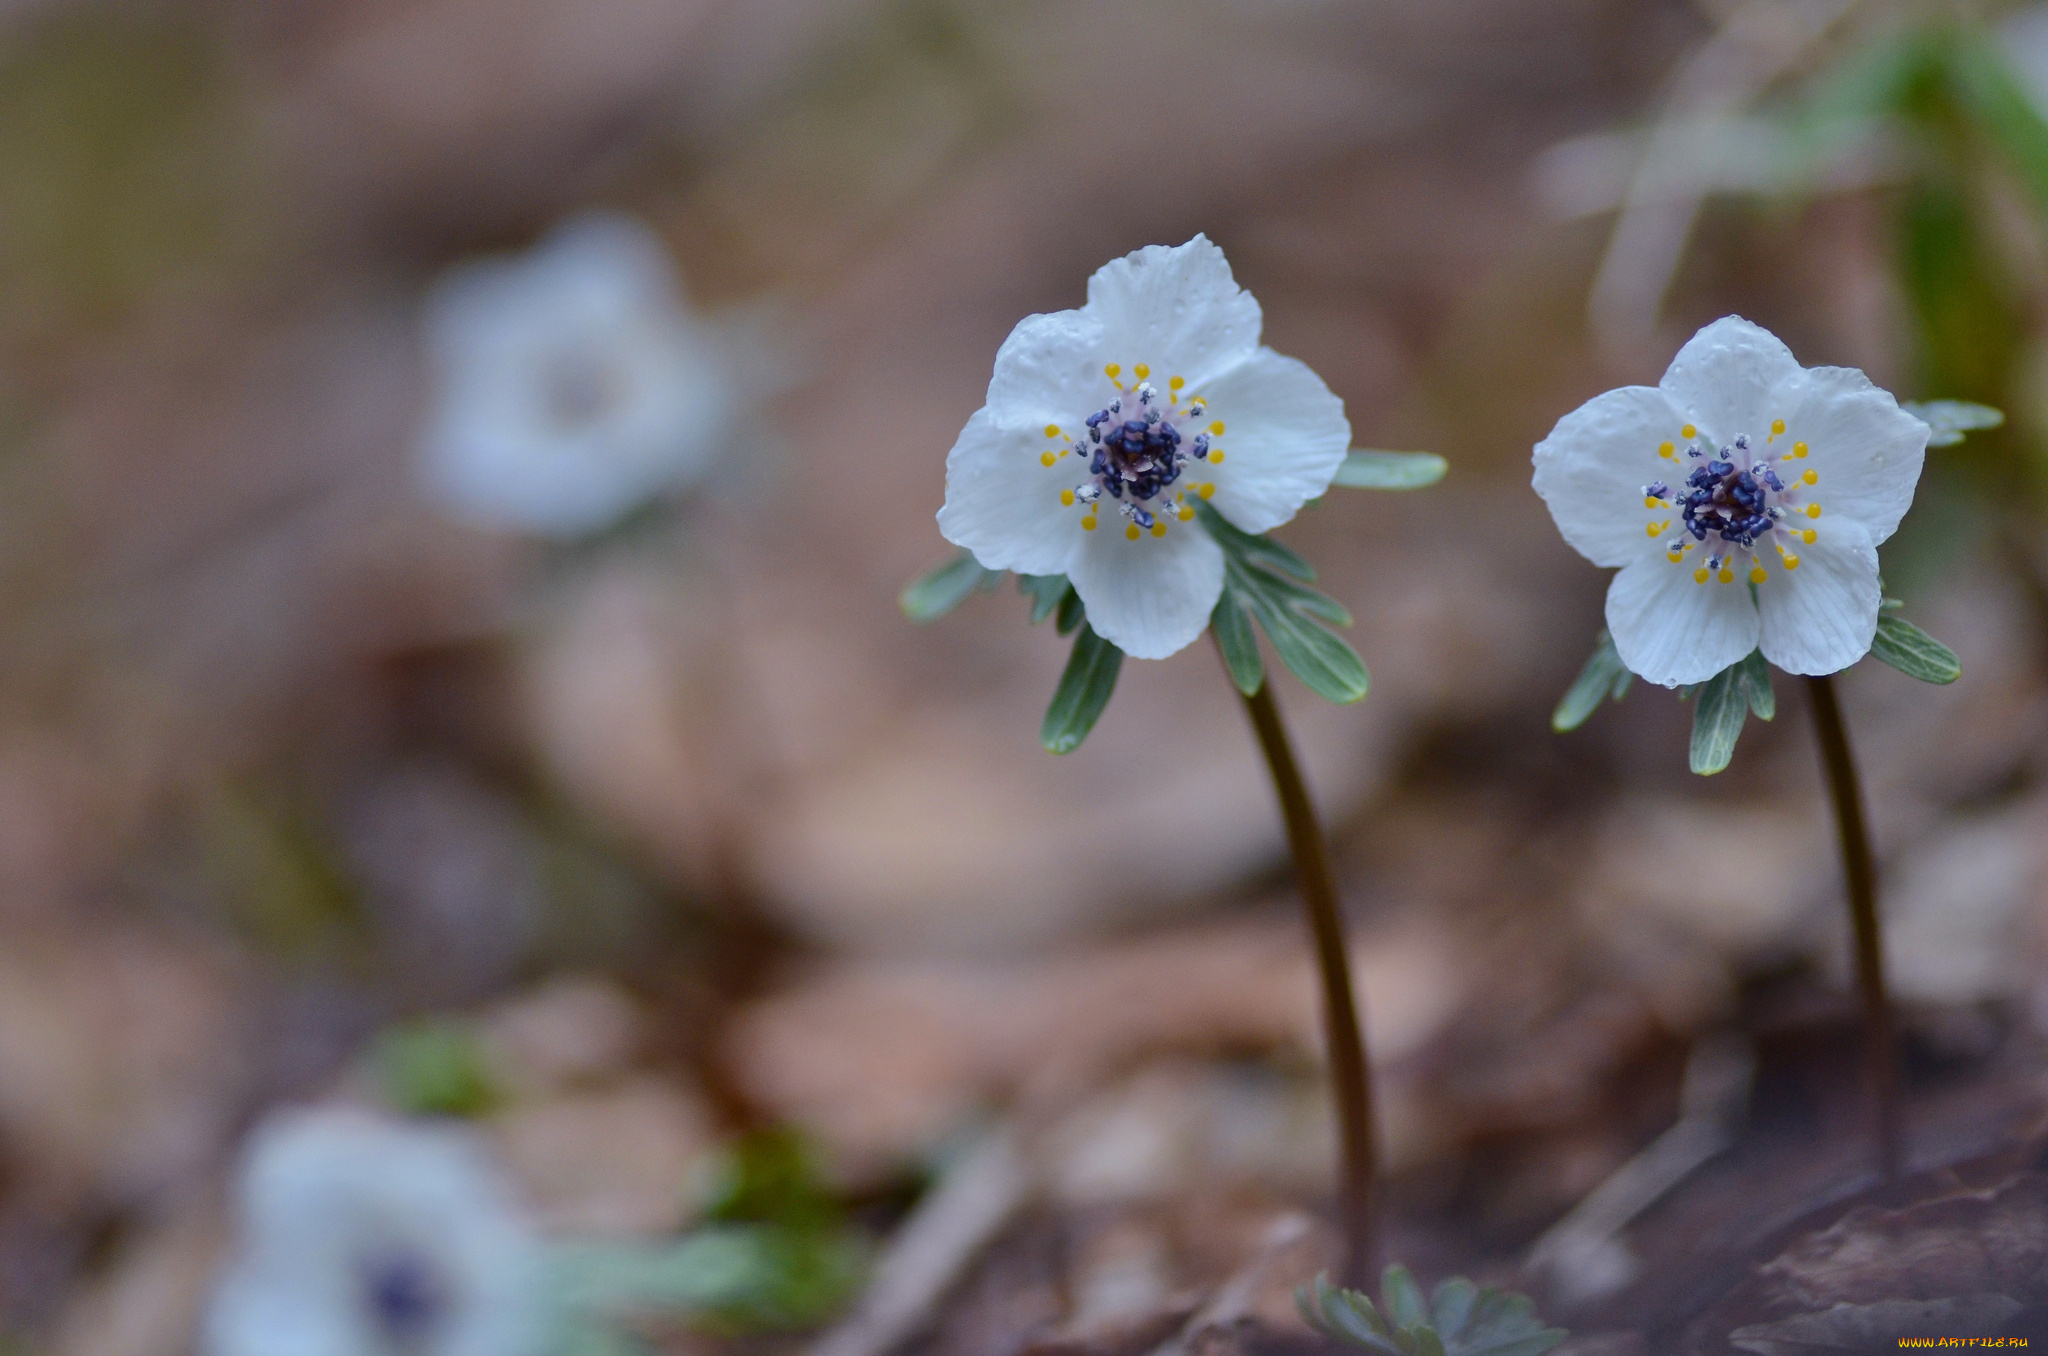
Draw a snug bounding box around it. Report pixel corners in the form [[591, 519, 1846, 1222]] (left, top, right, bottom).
[[1039, 364, 1226, 540], [358, 1247, 450, 1350], [542, 350, 625, 430], [1643, 422, 1823, 585]]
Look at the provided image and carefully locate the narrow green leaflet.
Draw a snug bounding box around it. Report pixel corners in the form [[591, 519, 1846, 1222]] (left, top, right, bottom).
[[1552, 630, 1633, 732], [1900, 398, 2005, 447], [900, 550, 1001, 622], [1688, 665, 1744, 776], [1197, 501, 1369, 704], [1297, 1270, 1564, 1356], [1737, 648, 1776, 720], [1040, 624, 1122, 754], [1017, 573, 1072, 625], [1055, 586, 1085, 637], [1870, 612, 1960, 683], [1210, 589, 1264, 695], [1331, 450, 1448, 490]]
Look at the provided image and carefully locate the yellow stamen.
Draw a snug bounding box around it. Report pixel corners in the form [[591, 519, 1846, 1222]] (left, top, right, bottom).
[[1134, 364, 1150, 379], [1082, 515, 1097, 531], [1668, 551, 1684, 563], [1647, 520, 1667, 537], [1681, 424, 1697, 439], [1044, 424, 1061, 438], [1060, 489, 1075, 506], [1805, 503, 1821, 519], [1750, 566, 1767, 584], [1717, 568, 1734, 583], [1040, 451, 1057, 467], [1793, 441, 1808, 458], [1801, 469, 1817, 486], [1151, 521, 1167, 537], [1125, 523, 1141, 540], [1197, 483, 1216, 499], [1209, 422, 1225, 436], [1645, 495, 1663, 508], [1178, 506, 1194, 521], [1771, 419, 1786, 437], [1169, 376, 1185, 390], [1801, 528, 1816, 544], [1783, 554, 1800, 569], [1105, 363, 1121, 380], [1694, 568, 1710, 584], [1659, 441, 1676, 460], [1210, 450, 1225, 463]]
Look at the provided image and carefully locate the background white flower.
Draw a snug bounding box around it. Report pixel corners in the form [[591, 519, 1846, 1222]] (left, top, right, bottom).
[[419, 211, 735, 537], [936, 236, 1350, 659], [204, 1107, 547, 1356], [1533, 316, 1929, 686]]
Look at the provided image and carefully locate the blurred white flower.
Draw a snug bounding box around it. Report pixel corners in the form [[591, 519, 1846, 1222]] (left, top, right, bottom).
[[419, 212, 734, 537], [205, 1107, 547, 1356], [936, 235, 1350, 659], [1533, 316, 1928, 686]]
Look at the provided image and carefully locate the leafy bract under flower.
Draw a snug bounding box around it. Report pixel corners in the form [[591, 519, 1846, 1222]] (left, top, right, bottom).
[[937, 236, 1350, 659], [418, 211, 737, 538], [1532, 316, 1929, 686]]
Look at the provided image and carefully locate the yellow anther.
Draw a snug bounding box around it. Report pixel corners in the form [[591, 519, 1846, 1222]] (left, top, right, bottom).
[[1805, 503, 1821, 518], [1178, 506, 1194, 521], [1125, 523, 1141, 540], [1134, 364, 1150, 379], [1718, 568, 1734, 583], [1783, 554, 1800, 569], [1682, 424, 1697, 439], [1151, 521, 1167, 537], [1169, 376, 1185, 390], [1082, 515, 1097, 531], [1793, 441, 1808, 458], [1646, 520, 1666, 537], [1771, 419, 1786, 436], [1694, 568, 1710, 584], [1668, 551, 1684, 563], [1800, 528, 1816, 544], [1105, 363, 1121, 379], [1801, 469, 1817, 486], [1210, 450, 1226, 463], [1659, 441, 1676, 459], [1060, 489, 1075, 506], [1045, 424, 1061, 438], [1197, 483, 1216, 499], [1209, 421, 1225, 436], [1750, 567, 1767, 584], [1040, 451, 1057, 467]]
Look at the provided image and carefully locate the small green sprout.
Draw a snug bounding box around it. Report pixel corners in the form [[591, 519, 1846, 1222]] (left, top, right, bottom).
[[1296, 1268, 1565, 1356]]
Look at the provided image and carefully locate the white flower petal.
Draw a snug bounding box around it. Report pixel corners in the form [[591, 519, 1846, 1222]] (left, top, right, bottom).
[[1658, 315, 1800, 446], [1533, 384, 1685, 568], [1196, 349, 1350, 534], [1606, 555, 1760, 686], [1067, 519, 1225, 659], [1756, 515, 1880, 675], [1767, 366, 1928, 545], [1084, 236, 1262, 390], [984, 310, 1109, 428], [937, 408, 1080, 576]]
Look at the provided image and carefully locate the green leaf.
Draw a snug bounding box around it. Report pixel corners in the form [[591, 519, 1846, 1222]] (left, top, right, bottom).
[[1055, 586, 1085, 636], [900, 550, 1001, 622], [1298, 1276, 1400, 1353], [1301, 1271, 1564, 1356], [1017, 574, 1071, 625], [1381, 1266, 1429, 1332], [1946, 32, 2048, 218], [1870, 612, 1961, 683], [1900, 398, 2005, 447], [1211, 587, 1264, 696], [1430, 1278, 1478, 1337], [373, 1018, 497, 1118], [1689, 660, 1750, 775], [1331, 450, 1447, 491], [1552, 630, 1632, 732], [1195, 501, 1368, 704], [1194, 500, 1316, 580], [1411, 1329, 1448, 1356], [1040, 625, 1122, 754], [1737, 648, 1775, 721]]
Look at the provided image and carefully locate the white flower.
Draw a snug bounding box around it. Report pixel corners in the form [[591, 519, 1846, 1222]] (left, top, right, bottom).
[[1533, 316, 1929, 686], [204, 1108, 547, 1356], [936, 236, 1350, 659], [419, 211, 734, 537]]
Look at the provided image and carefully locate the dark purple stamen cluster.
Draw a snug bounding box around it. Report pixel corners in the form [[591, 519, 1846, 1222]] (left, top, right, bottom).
[[1680, 444, 1779, 548], [362, 1252, 446, 1342], [1079, 384, 1200, 526]]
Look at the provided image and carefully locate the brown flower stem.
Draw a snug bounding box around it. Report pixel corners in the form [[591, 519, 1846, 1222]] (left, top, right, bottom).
[[1805, 672, 1901, 1182], [1229, 662, 1378, 1285]]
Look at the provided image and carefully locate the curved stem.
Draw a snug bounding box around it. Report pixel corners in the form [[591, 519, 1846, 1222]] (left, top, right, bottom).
[[1230, 664, 1378, 1284], [1805, 673, 1900, 1182]]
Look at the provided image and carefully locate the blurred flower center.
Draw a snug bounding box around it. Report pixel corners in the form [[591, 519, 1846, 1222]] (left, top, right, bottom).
[[358, 1247, 451, 1349], [1644, 428, 1821, 585], [1045, 365, 1226, 541], [542, 350, 627, 431]]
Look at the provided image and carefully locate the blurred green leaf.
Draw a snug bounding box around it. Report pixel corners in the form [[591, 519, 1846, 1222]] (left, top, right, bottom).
[[1210, 588, 1264, 696], [1689, 660, 1751, 776], [899, 549, 1001, 622], [1017, 573, 1071, 624], [1055, 585, 1085, 636], [1870, 611, 1961, 683], [696, 1128, 841, 1231], [1901, 398, 2005, 446], [373, 1018, 498, 1119], [554, 1224, 867, 1336], [1552, 629, 1632, 732], [1297, 1270, 1564, 1356], [1040, 624, 1121, 754], [1381, 1265, 1429, 1331], [1738, 648, 1776, 721], [1331, 450, 1447, 490]]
